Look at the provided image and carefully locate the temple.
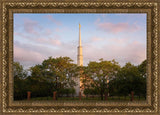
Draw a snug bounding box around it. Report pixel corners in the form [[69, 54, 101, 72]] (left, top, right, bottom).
[[77, 23, 83, 66], [74, 24, 83, 96]]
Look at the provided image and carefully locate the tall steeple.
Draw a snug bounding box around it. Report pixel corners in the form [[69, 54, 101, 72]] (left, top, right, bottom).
[[77, 23, 83, 66]]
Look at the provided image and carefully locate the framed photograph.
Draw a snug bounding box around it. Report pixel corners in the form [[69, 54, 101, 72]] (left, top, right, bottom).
[[0, 0, 159, 114]]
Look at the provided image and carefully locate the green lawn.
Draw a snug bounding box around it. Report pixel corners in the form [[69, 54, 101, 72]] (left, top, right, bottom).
[[24, 96, 145, 101]]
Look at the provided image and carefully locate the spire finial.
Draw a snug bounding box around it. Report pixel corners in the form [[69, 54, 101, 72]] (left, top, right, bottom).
[[79, 23, 81, 46], [77, 23, 83, 66]]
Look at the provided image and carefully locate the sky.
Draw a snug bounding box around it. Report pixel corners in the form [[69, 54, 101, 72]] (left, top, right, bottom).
[[14, 13, 146, 69]]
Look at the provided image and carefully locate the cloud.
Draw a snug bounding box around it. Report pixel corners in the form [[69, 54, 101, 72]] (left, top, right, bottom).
[[14, 44, 51, 70], [14, 17, 62, 47], [46, 15, 62, 26], [23, 18, 41, 35], [14, 45, 45, 64], [104, 40, 146, 65], [14, 32, 29, 39], [14, 15, 145, 69], [36, 38, 61, 46], [90, 37, 103, 42], [83, 37, 146, 66], [95, 21, 140, 34], [55, 28, 61, 32], [14, 31, 62, 47], [44, 29, 52, 36], [14, 40, 77, 69], [14, 35, 146, 69]]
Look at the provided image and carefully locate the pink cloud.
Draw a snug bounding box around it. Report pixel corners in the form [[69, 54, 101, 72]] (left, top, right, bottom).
[[55, 28, 61, 32], [44, 29, 52, 35], [83, 37, 146, 66], [14, 40, 77, 69], [14, 46, 45, 63], [23, 19, 41, 35], [14, 30, 61, 46], [96, 22, 140, 33], [37, 38, 61, 46], [107, 37, 129, 47], [91, 37, 103, 42], [46, 15, 62, 26], [14, 32, 28, 38]]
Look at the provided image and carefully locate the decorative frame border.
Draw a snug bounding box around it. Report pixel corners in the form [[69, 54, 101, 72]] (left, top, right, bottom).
[[0, 0, 159, 114]]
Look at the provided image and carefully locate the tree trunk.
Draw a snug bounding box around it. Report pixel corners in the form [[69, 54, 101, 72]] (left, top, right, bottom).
[[101, 92, 103, 100], [105, 93, 108, 101], [130, 91, 134, 101]]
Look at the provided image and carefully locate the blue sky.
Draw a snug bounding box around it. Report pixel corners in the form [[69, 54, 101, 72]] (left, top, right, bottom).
[[14, 13, 146, 69]]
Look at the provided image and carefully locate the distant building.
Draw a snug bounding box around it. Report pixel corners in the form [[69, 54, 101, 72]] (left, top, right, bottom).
[[74, 24, 83, 96], [74, 24, 110, 97]]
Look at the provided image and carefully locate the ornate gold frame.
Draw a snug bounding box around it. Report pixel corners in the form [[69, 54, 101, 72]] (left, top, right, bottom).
[[0, 0, 159, 114]]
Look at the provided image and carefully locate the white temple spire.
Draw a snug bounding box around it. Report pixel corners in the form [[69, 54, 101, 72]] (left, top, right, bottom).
[[77, 23, 83, 66], [79, 23, 82, 46]]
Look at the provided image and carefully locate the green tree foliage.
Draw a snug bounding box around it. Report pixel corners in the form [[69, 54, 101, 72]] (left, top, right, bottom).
[[14, 57, 146, 100], [29, 56, 79, 98], [82, 59, 120, 100], [138, 60, 147, 78], [59, 88, 75, 97], [14, 62, 27, 79], [13, 62, 28, 100], [109, 61, 146, 98], [137, 60, 147, 97]]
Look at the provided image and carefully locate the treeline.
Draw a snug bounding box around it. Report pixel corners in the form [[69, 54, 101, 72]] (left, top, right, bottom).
[[14, 57, 146, 100], [14, 57, 79, 100], [81, 59, 146, 100]]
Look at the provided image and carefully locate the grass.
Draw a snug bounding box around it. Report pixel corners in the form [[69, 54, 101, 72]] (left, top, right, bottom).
[[20, 96, 145, 101]]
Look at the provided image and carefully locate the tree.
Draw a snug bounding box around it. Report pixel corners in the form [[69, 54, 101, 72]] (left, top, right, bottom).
[[13, 62, 27, 79], [82, 59, 120, 100], [29, 56, 79, 98], [13, 62, 28, 100], [138, 60, 147, 78], [138, 60, 147, 98], [109, 61, 146, 99]]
